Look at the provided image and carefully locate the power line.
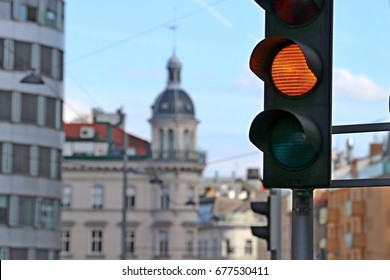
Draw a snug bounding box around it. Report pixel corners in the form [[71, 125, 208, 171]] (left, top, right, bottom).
[[65, 0, 231, 65], [208, 152, 259, 165]]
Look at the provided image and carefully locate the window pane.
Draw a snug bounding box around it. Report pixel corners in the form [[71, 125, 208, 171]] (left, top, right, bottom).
[[45, 97, 56, 128], [12, 144, 30, 175], [91, 230, 103, 253], [0, 90, 12, 121], [21, 93, 38, 124], [39, 147, 51, 178], [92, 185, 103, 209], [39, 198, 54, 229], [61, 230, 70, 253], [14, 41, 32, 71], [40, 45, 52, 77], [0, 195, 9, 225], [62, 185, 71, 208], [0, 2, 11, 20], [19, 197, 35, 227], [0, 38, 4, 68], [10, 248, 28, 260]]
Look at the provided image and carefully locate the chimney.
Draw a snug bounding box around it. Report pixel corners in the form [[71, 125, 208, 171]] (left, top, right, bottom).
[[351, 158, 358, 179], [370, 143, 383, 157]]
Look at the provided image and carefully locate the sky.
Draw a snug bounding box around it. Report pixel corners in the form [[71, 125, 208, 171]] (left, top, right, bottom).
[[63, 0, 390, 179]]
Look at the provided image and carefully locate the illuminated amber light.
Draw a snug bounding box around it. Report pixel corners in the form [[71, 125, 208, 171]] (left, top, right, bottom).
[[271, 44, 317, 97]]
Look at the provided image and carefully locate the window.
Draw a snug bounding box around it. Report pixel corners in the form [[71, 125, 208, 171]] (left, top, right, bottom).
[[185, 231, 194, 256], [126, 231, 135, 256], [0, 247, 10, 260], [345, 200, 352, 217], [125, 186, 135, 209], [168, 129, 174, 159], [61, 230, 70, 255], [183, 130, 190, 154], [158, 230, 169, 257], [186, 186, 195, 205], [45, 0, 58, 28], [0, 195, 8, 225], [0, 1, 11, 20], [344, 232, 353, 248], [39, 147, 51, 178], [19, 196, 35, 227], [40, 45, 52, 78], [21, 93, 38, 124], [20, 4, 38, 22], [10, 248, 28, 260], [224, 239, 233, 256], [12, 144, 30, 175], [160, 186, 170, 210], [319, 207, 328, 225], [159, 128, 164, 159], [0, 38, 4, 68], [14, 41, 31, 71], [0, 90, 12, 121], [245, 240, 253, 256], [1, 143, 12, 173], [38, 198, 57, 230], [62, 185, 72, 208], [92, 185, 104, 209], [91, 230, 103, 255]]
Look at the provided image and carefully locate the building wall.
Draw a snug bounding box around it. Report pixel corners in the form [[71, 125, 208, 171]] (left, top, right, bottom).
[[0, 0, 65, 259], [61, 159, 202, 260], [365, 187, 390, 259]]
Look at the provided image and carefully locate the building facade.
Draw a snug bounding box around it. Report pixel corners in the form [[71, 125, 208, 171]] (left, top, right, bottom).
[[198, 175, 269, 260], [0, 0, 65, 259], [326, 140, 390, 260], [60, 53, 206, 259]]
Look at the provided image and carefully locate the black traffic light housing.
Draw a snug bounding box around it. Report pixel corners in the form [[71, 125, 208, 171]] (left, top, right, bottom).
[[249, 0, 333, 188], [250, 189, 281, 254]]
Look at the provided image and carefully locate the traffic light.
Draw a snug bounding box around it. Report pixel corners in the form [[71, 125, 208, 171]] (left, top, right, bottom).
[[249, 0, 333, 188], [251, 189, 281, 258]]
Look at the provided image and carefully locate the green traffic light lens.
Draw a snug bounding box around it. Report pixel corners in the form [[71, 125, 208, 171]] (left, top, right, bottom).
[[270, 117, 318, 170]]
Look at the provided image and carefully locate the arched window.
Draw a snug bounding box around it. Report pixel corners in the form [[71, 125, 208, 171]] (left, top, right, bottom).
[[168, 129, 174, 159], [184, 130, 190, 151], [159, 129, 164, 159]]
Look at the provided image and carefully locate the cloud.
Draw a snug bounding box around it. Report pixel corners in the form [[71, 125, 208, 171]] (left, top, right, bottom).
[[334, 68, 387, 101], [63, 98, 92, 123], [194, 0, 232, 27]]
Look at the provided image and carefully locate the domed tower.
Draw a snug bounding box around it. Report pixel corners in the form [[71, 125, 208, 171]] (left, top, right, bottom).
[[146, 53, 205, 259], [149, 53, 204, 166]]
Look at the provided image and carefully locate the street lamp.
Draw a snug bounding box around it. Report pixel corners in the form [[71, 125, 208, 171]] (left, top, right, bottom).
[[20, 70, 44, 84]]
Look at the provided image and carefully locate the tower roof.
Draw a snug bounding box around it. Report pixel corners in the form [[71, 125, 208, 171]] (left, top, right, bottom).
[[151, 54, 195, 119]]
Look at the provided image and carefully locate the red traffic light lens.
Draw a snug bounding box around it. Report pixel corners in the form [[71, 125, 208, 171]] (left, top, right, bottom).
[[273, 0, 320, 26], [271, 44, 318, 97]]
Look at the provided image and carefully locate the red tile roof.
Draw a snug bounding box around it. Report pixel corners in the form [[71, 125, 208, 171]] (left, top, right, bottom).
[[64, 123, 149, 156]]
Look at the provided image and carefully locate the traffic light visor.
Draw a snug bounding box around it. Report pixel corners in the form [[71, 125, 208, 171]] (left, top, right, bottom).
[[272, 44, 317, 97], [272, 0, 321, 26], [250, 37, 322, 97]]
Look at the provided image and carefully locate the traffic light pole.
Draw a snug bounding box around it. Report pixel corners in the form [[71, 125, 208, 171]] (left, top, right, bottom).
[[291, 189, 313, 260]]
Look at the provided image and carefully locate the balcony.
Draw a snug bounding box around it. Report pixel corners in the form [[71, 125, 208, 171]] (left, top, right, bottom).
[[151, 150, 206, 164]]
